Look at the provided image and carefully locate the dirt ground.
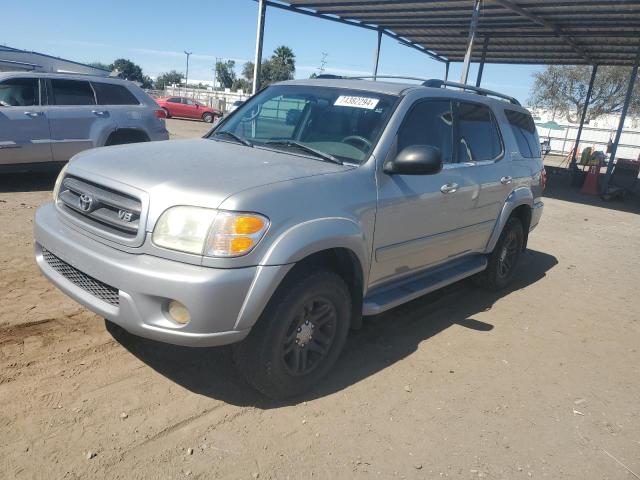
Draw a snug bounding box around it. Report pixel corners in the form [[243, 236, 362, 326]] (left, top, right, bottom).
[[1, 121, 639, 479]]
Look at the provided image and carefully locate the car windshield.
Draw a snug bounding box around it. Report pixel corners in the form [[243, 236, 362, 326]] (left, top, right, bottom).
[[210, 85, 398, 164]]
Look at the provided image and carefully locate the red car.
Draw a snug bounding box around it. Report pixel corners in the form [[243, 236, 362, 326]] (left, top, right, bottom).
[[156, 96, 222, 123]]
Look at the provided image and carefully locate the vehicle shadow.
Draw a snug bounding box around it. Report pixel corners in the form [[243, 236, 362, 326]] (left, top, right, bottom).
[[106, 249, 558, 408], [0, 169, 61, 193]]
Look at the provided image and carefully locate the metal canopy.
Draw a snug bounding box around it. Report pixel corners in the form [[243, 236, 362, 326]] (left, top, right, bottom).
[[277, 0, 640, 66]]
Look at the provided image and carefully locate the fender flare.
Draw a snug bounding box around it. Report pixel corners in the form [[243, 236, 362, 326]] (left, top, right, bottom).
[[485, 187, 533, 253], [234, 218, 369, 330]]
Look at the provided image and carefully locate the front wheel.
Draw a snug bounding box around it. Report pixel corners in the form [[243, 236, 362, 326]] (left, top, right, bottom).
[[202, 112, 214, 123], [233, 270, 351, 399], [473, 217, 524, 291]]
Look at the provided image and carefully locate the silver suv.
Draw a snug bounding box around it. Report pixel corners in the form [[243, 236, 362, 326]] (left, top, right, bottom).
[[34, 78, 545, 399], [0, 72, 169, 171]]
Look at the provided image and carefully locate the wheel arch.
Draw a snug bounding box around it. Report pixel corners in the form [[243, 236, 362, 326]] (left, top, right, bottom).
[[485, 187, 533, 253], [235, 218, 370, 332], [104, 128, 150, 146]]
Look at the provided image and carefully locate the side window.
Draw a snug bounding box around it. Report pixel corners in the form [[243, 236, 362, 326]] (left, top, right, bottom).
[[183, 98, 194, 105], [397, 100, 453, 163], [0, 78, 39, 106], [456, 102, 502, 162], [92, 83, 139, 105], [50, 79, 96, 106], [167, 97, 181, 103], [505, 109, 541, 158]]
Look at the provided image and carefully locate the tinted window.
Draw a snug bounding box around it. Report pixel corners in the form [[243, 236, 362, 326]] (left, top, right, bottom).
[[184, 98, 195, 105], [92, 82, 139, 105], [50, 79, 95, 105], [167, 97, 181, 103], [398, 100, 453, 163], [0, 78, 39, 106], [456, 102, 502, 162], [505, 109, 541, 158]]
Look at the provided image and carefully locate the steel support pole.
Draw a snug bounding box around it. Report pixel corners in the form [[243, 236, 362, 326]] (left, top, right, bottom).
[[252, 0, 266, 94], [570, 64, 598, 170], [444, 61, 450, 82], [602, 45, 640, 192], [373, 29, 383, 79], [475, 37, 489, 87], [460, 0, 481, 85]]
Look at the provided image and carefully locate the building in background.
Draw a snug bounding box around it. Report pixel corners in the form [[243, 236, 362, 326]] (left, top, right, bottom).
[[530, 107, 640, 161], [0, 45, 110, 76]]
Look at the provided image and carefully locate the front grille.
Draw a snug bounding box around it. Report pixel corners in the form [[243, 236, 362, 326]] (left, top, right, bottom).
[[42, 247, 120, 307], [57, 175, 142, 239]]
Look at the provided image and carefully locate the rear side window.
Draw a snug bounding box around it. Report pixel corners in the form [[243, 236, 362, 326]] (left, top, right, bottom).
[[50, 79, 95, 105], [0, 78, 39, 106], [456, 102, 502, 162], [92, 82, 139, 105], [167, 97, 181, 103], [505, 110, 541, 158]]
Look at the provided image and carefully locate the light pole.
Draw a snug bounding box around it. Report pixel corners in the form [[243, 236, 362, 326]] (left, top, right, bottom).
[[184, 50, 192, 96]]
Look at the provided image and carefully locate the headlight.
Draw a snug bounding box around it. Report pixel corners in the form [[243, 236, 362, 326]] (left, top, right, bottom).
[[152, 207, 269, 257], [52, 163, 69, 202]]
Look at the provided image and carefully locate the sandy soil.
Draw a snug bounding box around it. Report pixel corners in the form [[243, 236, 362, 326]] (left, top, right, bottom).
[[1, 122, 639, 479]]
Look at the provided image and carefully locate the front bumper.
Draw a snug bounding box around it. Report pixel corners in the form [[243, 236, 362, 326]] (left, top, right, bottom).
[[34, 203, 281, 347]]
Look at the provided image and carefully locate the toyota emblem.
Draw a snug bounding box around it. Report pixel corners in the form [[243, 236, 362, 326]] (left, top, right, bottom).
[[79, 193, 94, 212]]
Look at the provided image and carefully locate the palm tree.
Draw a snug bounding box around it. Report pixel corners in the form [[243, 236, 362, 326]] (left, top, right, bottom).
[[272, 46, 296, 73]]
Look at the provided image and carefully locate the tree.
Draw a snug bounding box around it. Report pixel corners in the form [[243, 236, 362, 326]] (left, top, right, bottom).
[[215, 60, 236, 89], [240, 46, 296, 90], [232, 78, 251, 93], [529, 65, 640, 124], [88, 61, 111, 72], [110, 59, 144, 82], [155, 70, 185, 90]]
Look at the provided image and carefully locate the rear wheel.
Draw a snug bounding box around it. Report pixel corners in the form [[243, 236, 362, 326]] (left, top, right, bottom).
[[233, 269, 351, 399], [473, 217, 524, 291], [202, 112, 214, 123], [162, 108, 171, 118]]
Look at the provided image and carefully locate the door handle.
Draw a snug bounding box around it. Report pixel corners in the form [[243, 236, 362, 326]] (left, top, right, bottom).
[[440, 183, 459, 194], [91, 110, 108, 116], [24, 111, 43, 117], [500, 176, 513, 185]]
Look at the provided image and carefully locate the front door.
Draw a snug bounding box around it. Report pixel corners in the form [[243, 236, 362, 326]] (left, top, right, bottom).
[[370, 98, 478, 287], [0, 77, 52, 165]]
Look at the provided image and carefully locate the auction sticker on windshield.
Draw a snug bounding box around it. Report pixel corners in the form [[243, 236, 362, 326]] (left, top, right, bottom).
[[334, 95, 380, 110]]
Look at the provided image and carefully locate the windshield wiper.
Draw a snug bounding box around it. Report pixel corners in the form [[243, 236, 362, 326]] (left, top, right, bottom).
[[213, 130, 253, 147], [264, 140, 342, 165]]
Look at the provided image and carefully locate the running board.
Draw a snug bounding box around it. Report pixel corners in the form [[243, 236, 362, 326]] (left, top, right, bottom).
[[363, 255, 488, 316]]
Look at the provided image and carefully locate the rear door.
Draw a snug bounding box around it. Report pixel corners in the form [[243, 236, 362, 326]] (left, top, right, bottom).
[[45, 78, 106, 160], [453, 100, 510, 247], [0, 77, 52, 165]]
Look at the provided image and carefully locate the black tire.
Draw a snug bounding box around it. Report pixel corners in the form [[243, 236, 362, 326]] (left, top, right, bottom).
[[473, 217, 524, 291], [232, 269, 351, 399], [202, 112, 214, 123], [163, 108, 171, 119]]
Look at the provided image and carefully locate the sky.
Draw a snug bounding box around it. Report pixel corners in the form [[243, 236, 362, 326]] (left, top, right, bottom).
[[2, 0, 544, 104]]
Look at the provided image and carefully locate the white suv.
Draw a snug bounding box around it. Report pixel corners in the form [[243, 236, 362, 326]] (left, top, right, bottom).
[[0, 72, 169, 171]]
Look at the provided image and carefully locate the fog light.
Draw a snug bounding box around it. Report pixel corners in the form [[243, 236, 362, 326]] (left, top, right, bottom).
[[168, 300, 190, 325]]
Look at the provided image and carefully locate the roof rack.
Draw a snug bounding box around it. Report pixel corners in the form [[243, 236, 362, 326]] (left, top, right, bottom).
[[313, 74, 520, 106], [422, 79, 521, 105]]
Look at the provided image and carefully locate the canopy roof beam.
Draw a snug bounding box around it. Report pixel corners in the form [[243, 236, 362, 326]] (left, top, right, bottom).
[[487, 0, 592, 63]]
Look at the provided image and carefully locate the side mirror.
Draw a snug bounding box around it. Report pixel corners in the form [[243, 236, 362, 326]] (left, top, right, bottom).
[[384, 145, 443, 175]]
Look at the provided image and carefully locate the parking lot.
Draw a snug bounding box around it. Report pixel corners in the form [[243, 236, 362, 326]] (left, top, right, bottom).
[[1, 119, 639, 479]]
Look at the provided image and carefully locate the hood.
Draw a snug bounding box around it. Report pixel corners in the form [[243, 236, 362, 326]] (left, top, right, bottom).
[[68, 138, 351, 227]]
